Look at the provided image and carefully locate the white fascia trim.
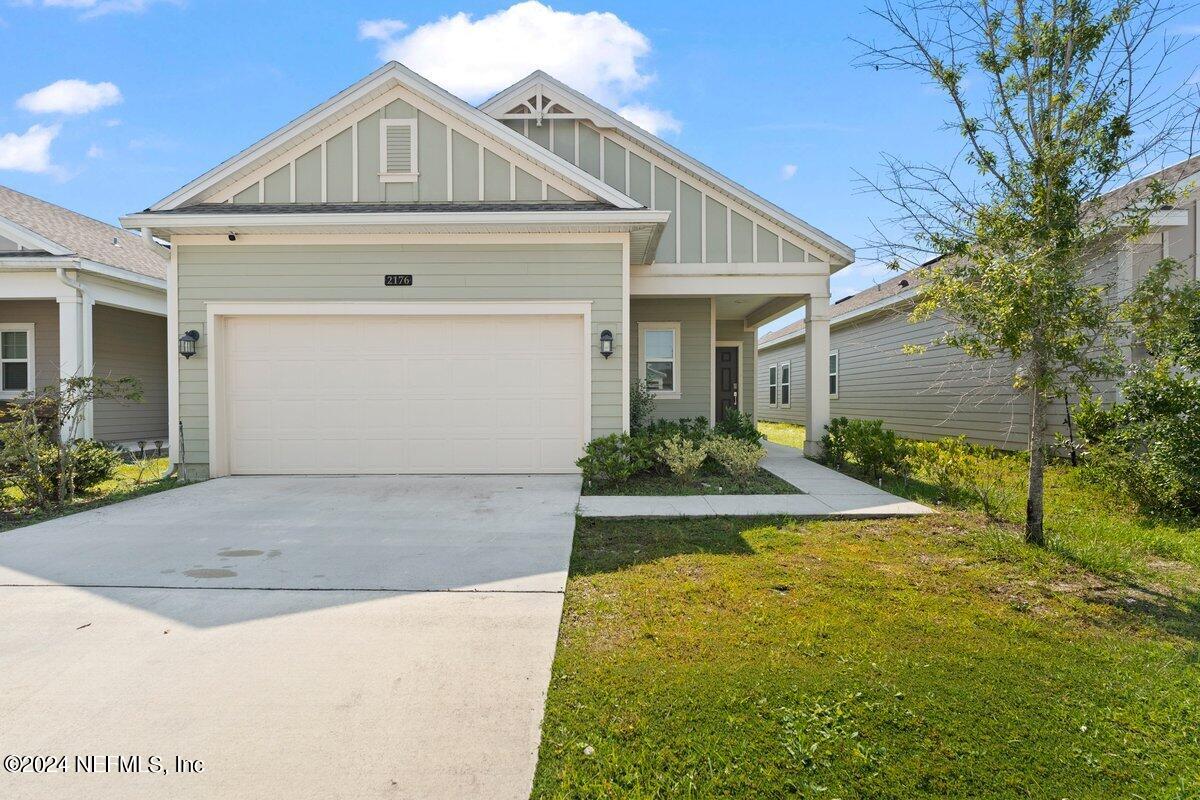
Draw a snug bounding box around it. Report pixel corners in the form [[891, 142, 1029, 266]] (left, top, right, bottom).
[[206, 300, 593, 317], [0, 215, 73, 256], [122, 209, 669, 230], [149, 62, 642, 212], [758, 284, 920, 352], [0, 256, 165, 293], [0, 256, 78, 270], [481, 72, 856, 264]]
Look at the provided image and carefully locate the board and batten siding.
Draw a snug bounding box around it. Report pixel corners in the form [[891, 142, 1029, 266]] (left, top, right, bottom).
[[175, 242, 624, 477], [511, 118, 829, 267], [757, 306, 1119, 450], [92, 304, 168, 443], [629, 298, 711, 421], [225, 92, 590, 207], [0, 299, 59, 392]]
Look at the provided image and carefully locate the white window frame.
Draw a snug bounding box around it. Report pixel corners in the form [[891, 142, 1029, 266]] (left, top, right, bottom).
[[768, 363, 778, 407], [638, 321, 681, 400], [379, 118, 419, 183], [0, 323, 35, 400], [780, 360, 791, 408], [829, 349, 840, 399]]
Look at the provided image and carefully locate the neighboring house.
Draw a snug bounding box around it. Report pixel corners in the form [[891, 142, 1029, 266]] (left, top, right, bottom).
[[757, 157, 1200, 449], [120, 62, 853, 478], [0, 185, 169, 448]]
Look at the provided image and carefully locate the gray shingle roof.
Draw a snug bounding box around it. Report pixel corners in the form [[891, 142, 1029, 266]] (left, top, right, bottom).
[[759, 270, 921, 348], [0, 184, 167, 280]]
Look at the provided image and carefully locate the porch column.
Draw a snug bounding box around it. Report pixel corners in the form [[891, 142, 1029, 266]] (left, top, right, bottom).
[[804, 294, 831, 458], [56, 296, 94, 439]]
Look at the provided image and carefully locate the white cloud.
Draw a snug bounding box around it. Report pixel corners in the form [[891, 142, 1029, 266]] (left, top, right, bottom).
[[616, 104, 681, 136], [780, 163, 798, 180], [86, 144, 105, 158], [18, 79, 122, 115], [39, 0, 174, 18], [0, 124, 60, 173], [366, 1, 654, 106], [358, 18, 406, 41]]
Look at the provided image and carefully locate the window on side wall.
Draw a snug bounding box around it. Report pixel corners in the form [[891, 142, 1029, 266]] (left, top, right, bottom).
[[640, 322, 681, 399], [768, 364, 777, 406], [0, 325, 33, 399], [780, 361, 790, 407], [379, 119, 419, 183], [829, 350, 839, 398]]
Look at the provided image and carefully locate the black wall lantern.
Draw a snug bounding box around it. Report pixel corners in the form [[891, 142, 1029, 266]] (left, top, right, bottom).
[[178, 330, 200, 359], [599, 329, 614, 359]]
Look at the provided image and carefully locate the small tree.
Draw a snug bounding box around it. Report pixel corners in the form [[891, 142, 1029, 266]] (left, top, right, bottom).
[[0, 376, 142, 507], [856, 0, 1197, 544], [630, 377, 657, 431]]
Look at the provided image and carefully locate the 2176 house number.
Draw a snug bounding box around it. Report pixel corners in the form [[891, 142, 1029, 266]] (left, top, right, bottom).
[[384, 274, 414, 286]]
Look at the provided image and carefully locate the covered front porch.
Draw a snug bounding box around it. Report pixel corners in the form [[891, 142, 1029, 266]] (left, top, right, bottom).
[[628, 283, 832, 456]]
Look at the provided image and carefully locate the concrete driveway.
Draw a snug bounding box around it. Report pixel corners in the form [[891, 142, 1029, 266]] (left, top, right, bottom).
[[0, 475, 580, 800]]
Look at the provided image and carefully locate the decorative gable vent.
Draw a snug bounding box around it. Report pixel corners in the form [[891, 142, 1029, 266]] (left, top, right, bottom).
[[380, 118, 418, 182], [497, 87, 579, 126]]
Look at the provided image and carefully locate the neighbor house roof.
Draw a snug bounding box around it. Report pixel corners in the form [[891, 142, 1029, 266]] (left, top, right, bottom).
[[1101, 154, 1200, 214], [0, 184, 167, 280], [758, 270, 921, 350], [481, 71, 856, 267]]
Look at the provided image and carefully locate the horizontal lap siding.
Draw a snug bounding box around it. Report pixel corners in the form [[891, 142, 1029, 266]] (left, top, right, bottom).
[[757, 307, 1118, 449], [176, 243, 624, 473], [0, 300, 58, 392], [92, 305, 168, 443], [630, 297, 710, 421]]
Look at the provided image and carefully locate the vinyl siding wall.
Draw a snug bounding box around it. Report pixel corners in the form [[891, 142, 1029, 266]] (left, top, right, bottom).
[[175, 241, 624, 478], [92, 304, 168, 443], [629, 297, 711, 421], [0, 299, 59, 392]]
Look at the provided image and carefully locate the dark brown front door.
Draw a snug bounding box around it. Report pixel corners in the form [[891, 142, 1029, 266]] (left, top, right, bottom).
[[715, 346, 738, 422]]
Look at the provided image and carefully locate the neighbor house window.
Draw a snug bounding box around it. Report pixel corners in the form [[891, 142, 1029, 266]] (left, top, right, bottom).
[[1, 325, 33, 399], [639, 322, 681, 399], [780, 361, 790, 407], [768, 364, 777, 406], [829, 350, 839, 398], [379, 119, 419, 183]]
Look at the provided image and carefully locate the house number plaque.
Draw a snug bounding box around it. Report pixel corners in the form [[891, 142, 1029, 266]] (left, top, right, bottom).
[[384, 274, 414, 286]]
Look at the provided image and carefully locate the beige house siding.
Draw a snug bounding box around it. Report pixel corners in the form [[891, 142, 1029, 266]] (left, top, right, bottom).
[[629, 297, 711, 421], [176, 241, 624, 477], [0, 299, 59, 392], [758, 306, 1118, 450], [92, 304, 168, 443]]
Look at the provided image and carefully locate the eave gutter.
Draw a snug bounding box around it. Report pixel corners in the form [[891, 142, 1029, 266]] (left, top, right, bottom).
[[120, 209, 670, 231], [0, 257, 166, 292]]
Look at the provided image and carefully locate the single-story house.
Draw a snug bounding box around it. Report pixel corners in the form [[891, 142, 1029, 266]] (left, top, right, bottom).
[[756, 156, 1200, 449], [119, 62, 853, 478], [0, 185, 169, 448]]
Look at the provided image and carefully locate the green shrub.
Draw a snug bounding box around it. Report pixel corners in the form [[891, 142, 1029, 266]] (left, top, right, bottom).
[[907, 436, 972, 499], [630, 378, 656, 432], [707, 435, 766, 486], [821, 417, 852, 470], [656, 433, 708, 483], [62, 440, 123, 491], [645, 417, 710, 442], [0, 435, 122, 507], [840, 418, 911, 480], [576, 433, 655, 486], [715, 408, 763, 444]]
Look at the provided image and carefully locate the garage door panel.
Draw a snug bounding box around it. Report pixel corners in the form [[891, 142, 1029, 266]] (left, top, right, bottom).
[[224, 314, 585, 474]]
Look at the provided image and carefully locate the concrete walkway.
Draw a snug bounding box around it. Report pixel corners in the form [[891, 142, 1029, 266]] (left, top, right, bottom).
[[0, 475, 580, 800], [577, 441, 932, 518]]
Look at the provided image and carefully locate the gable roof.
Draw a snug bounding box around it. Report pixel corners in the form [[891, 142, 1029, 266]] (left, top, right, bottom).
[[758, 269, 920, 349], [0, 184, 167, 280], [149, 62, 642, 212], [480, 71, 856, 266]]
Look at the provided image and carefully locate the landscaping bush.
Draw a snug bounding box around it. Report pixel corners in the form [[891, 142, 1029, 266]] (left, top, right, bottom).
[[629, 378, 656, 432], [656, 433, 708, 482], [824, 418, 911, 480], [714, 408, 763, 444], [0, 436, 123, 507], [707, 435, 766, 487], [907, 436, 972, 500], [820, 417, 852, 470], [576, 433, 655, 486], [60, 440, 124, 491], [645, 417, 709, 443]]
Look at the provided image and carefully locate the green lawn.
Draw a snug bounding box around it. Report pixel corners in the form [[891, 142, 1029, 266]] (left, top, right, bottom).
[[1, 458, 177, 533], [533, 423, 1200, 798], [583, 462, 800, 496]]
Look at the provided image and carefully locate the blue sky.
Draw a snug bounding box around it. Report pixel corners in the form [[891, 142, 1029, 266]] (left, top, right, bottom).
[[2, 0, 1197, 332]]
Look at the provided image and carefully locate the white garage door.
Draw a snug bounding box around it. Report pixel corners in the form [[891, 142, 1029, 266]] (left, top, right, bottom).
[[223, 314, 586, 474]]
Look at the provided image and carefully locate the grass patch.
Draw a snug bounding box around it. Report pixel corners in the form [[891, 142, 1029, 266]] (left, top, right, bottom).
[[582, 462, 800, 496], [534, 423, 1200, 797], [2, 458, 177, 534]]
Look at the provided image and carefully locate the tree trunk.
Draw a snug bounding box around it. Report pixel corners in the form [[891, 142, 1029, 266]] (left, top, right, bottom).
[[1025, 384, 1047, 546]]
